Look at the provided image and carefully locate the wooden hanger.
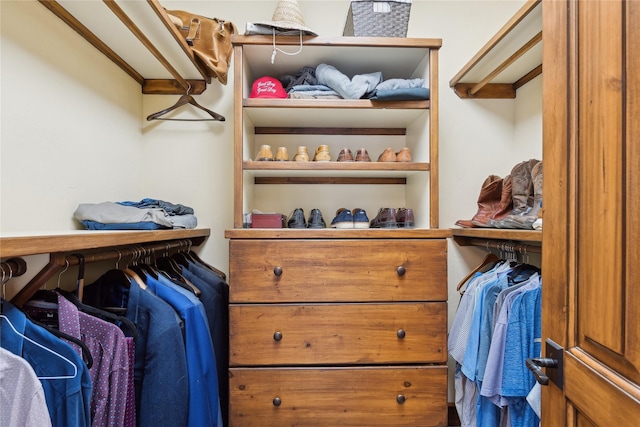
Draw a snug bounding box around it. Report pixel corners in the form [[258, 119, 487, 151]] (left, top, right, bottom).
[[456, 253, 500, 293], [146, 83, 225, 122]]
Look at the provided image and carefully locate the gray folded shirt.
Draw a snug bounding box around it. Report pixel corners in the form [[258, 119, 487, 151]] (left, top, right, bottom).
[[74, 202, 197, 229]]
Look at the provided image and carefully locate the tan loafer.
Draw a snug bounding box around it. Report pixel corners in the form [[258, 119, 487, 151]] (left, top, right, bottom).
[[377, 147, 396, 162]]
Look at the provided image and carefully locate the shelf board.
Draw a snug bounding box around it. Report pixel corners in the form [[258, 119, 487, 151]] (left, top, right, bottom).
[[244, 161, 429, 172], [225, 228, 452, 240], [451, 228, 542, 244], [449, 0, 542, 98], [243, 100, 428, 128], [0, 228, 211, 258]]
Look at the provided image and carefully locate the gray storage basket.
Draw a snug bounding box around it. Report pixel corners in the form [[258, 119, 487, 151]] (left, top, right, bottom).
[[343, 0, 411, 37]]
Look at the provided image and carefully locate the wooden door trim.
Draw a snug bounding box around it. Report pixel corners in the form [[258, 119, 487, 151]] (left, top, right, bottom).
[[565, 351, 640, 426]]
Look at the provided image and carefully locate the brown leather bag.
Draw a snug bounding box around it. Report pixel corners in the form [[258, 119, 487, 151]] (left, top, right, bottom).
[[166, 10, 237, 85]]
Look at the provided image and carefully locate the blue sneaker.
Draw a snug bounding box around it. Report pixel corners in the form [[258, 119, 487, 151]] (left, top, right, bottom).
[[330, 208, 354, 229], [351, 208, 370, 229]]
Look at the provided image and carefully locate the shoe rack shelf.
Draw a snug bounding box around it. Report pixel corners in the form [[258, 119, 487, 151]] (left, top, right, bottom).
[[231, 36, 441, 230], [449, 0, 542, 99]]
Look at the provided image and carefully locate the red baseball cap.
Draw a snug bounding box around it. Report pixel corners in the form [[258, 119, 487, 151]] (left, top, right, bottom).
[[250, 76, 287, 99]]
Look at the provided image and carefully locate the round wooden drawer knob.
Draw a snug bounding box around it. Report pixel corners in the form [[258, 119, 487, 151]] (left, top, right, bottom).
[[397, 329, 406, 339], [273, 331, 283, 341], [274, 266, 283, 276], [396, 266, 406, 276], [397, 394, 406, 404], [273, 397, 282, 407]]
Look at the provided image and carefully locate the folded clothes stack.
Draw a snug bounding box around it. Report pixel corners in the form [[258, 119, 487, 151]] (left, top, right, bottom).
[[74, 198, 197, 230], [274, 63, 430, 101]]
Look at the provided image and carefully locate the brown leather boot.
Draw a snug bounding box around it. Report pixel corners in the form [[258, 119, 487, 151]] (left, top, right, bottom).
[[511, 161, 543, 228], [496, 159, 540, 228], [478, 174, 512, 227], [455, 175, 503, 228]]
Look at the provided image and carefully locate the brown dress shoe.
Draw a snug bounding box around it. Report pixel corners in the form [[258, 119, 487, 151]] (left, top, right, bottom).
[[355, 148, 371, 162], [293, 146, 310, 161], [377, 147, 396, 162], [337, 148, 354, 162], [396, 147, 412, 162], [396, 208, 415, 228], [370, 208, 398, 228]]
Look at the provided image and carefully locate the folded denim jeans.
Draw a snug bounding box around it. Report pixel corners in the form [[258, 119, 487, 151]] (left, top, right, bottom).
[[316, 63, 382, 99]]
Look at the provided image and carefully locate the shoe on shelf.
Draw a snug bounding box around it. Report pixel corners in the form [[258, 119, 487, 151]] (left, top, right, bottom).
[[313, 144, 331, 162], [256, 144, 274, 161], [396, 147, 412, 162], [307, 208, 326, 228], [355, 148, 371, 162], [275, 146, 289, 161], [370, 208, 398, 228], [396, 208, 415, 228], [287, 208, 306, 228], [330, 208, 354, 229], [351, 208, 370, 229], [293, 146, 310, 162], [456, 174, 503, 228], [337, 148, 354, 162], [377, 147, 396, 162]]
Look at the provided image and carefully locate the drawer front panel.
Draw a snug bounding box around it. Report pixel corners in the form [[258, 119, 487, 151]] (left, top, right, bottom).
[[230, 303, 447, 365], [229, 366, 448, 427], [229, 239, 447, 302]]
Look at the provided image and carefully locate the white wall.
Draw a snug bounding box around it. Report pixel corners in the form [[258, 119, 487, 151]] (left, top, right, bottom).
[[1, 0, 541, 401]]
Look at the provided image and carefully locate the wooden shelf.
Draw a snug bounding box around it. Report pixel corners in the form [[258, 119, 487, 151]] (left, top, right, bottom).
[[449, 0, 542, 99], [243, 100, 429, 128], [451, 227, 541, 246], [225, 228, 452, 240], [40, 0, 209, 94], [0, 228, 211, 258], [233, 36, 441, 229]]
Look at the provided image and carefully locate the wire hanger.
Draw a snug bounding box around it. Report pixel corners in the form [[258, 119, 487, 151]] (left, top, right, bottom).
[[0, 313, 79, 380], [2, 266, 79, 380], [146, 82, 225, 122]]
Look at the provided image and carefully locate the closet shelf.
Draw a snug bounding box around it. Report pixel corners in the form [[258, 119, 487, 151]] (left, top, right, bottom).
[[225, 228, 452, 240], [40, 0, 209, 95], [449, 0, 542, 99], [243, 101, 428, 128], [244, 161, 429, 183], [0, 228, 210, 258], [451, 228, 541, 246]]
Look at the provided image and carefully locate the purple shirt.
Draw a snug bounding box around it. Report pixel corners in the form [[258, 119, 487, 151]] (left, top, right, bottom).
[[57, 294, 130, 427]]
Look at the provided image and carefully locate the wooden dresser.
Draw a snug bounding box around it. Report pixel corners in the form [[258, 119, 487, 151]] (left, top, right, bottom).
[[226, 36, 448, 426], [226, 231, 449, 426]]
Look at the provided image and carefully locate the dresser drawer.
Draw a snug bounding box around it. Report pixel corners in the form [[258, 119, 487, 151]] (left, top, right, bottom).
[[229, 239, 447, 303], [230, 302, 447, 365], [229, 366, 447, 427]]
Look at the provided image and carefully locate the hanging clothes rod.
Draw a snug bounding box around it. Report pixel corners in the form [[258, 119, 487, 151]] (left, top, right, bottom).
[[454, 236, 542, 254], [11, 237, 205, 307], [1, 258, 28, 280]]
